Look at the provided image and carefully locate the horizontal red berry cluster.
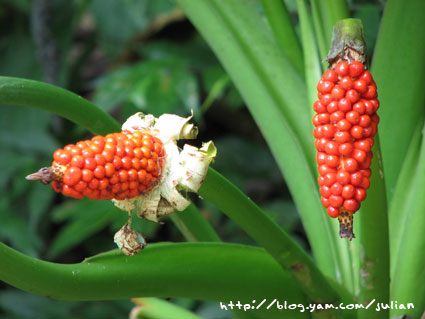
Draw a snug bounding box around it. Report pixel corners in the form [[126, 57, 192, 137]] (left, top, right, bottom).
[[51, 131, 164, 200], [313, 61, 379, 218]]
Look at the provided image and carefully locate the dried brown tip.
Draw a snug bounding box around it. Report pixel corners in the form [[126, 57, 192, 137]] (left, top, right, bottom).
[[25, 167, 54, 185], [338, 210, 355, 240]]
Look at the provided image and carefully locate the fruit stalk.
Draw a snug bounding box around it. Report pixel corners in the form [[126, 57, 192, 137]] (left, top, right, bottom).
[[313, 19, 379, 240]]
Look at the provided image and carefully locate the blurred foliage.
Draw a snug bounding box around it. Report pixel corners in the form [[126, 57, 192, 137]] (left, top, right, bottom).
[[0, 0, 383, 318]]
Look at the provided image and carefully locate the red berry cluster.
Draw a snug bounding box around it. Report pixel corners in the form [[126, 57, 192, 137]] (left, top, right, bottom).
[[313, 61, 379, 218], [51, 131, 164, 200]]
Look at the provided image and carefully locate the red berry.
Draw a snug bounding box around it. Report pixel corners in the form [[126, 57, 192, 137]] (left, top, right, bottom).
[[342, 184, 355, 199], [349, 61, 364, 77], [320, 185, 332, 197], [330, 111, 345, 123], [335, 62, 349, 76], [327, 206, 340, 218], [325, 141, 339, 155], [339, 76, 354, 90], [346, 89, 360, 103], [346, 111, 360, 125], [322, 69, 338, 82], [343, 199, 359, 213], [330, 182, 343, 195], [352, 101, 365, 114], [336, 119, 352, 131], [337, 170, 350, 185], [354, 80, 368, 94], [350, 172, 363, 186], [331, 86, 345, 100], [317, 80, 335, 94], [338, 143, 353, 156], [350, 126, 364, 139], [334, 131, 351, 144], [342, 158, 358, 173], [338, 98, 352, 112], [329, 195, 343, 207], [355, 188, 367, 201], [327, 101, 339, 113]]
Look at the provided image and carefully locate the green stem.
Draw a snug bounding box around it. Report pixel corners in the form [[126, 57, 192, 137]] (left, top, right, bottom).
[[0, 242, 309, 319], [261, 0, 304, 76]]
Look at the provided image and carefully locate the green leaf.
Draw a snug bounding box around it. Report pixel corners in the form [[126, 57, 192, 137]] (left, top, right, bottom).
[[296, 0, 323, 110], [353, 4, 381, 57], [0, 76, 121, 135], [371, 0, 425, 201], [261, 0, 304, 75], [132, 297, 201, 319], [390, 120, 425, 319]]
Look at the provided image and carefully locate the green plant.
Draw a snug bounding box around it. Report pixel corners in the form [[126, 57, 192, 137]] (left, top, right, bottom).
[[1, 1, 424, 318]]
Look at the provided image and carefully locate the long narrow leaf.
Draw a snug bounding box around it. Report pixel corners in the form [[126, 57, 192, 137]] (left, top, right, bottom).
[[0, 76, 121, 135], [371, 0, 425, 201], [389, 117, 424, 274], [261, 0, 304, 75], [390, 121, 425, 319]]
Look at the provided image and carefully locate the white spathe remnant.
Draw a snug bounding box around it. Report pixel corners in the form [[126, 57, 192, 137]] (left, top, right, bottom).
[[114, 223, 146, 256], [114, 112, 216, 255]]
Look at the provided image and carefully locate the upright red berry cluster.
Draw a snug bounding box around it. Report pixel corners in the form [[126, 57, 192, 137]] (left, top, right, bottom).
[[313, 61, 379, 219], [50, 131, 164, 200]]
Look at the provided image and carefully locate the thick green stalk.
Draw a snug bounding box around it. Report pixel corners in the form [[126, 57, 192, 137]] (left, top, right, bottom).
[[325, 18, 390, 319], [0, 76, 121, 134], [371, 0, 425, 201], [177, 0, 344, 284], [261, 0, 304, 75], [300, 11, 359, 296], [0, 242, 309, 319], [357, 137, 389, 319], [390, 121, 425, 319]]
